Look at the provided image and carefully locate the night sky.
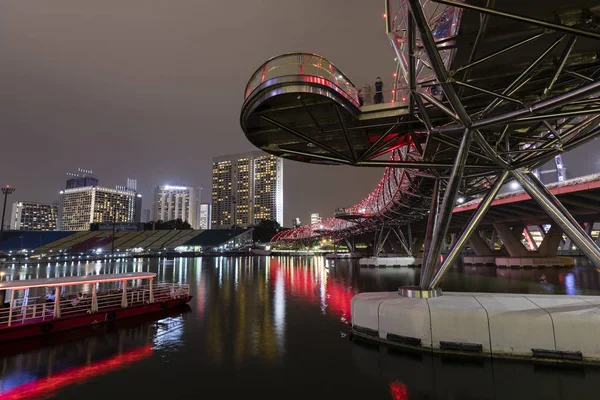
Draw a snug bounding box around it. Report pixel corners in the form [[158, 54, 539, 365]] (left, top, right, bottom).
[[1, 1, 599, 226]]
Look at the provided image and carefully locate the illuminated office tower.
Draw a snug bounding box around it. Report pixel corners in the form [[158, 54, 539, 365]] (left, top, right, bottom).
[[65, 169, 98, 189], [141, 209, 151, 223], [212, 151, 283, 228], [59, 186, 140, 231], [153, 185, 200, 228], [10, 201, 58, 231], [199, 203, 211, 229]]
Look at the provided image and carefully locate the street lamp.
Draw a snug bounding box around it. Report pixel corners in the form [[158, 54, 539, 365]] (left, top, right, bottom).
[[0, 186, 16, 251]]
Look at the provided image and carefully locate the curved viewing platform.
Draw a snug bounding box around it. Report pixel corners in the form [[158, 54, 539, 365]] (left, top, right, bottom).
[[241, 52, 412, 169]]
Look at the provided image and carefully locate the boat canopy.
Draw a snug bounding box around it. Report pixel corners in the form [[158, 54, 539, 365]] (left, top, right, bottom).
[[0, 272, 157, 291]]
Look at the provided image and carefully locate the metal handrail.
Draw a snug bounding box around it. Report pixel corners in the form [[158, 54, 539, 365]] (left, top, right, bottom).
[[0, 283, 190, 327], [244, 52, 359, 92], [244, 52, 360, 106]]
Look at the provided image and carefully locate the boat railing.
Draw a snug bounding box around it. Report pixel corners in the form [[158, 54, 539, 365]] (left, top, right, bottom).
[[0, 283, 190, 327]]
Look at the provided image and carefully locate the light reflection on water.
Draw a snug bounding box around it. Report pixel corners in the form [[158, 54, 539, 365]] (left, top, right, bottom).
[[0, 257, 599, 399]]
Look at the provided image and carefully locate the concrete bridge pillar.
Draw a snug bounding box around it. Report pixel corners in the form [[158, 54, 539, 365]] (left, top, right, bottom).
[[493, 223, 530, 257], [413, 237, 424, 255], [344, 238, 355, 253], [538, 224, 564, 257], [469, 233, 493, 256]]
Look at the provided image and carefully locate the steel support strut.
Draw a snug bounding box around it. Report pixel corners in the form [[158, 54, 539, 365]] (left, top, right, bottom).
[[420, 129, 474, 288], [429, 170, 509, 289], [512, 170, 600, 268], [422, 179, 440, 265], [408, 0, 472, 127]]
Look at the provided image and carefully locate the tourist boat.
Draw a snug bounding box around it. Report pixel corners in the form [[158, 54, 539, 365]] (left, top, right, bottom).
[[0, 272, 191, 342]]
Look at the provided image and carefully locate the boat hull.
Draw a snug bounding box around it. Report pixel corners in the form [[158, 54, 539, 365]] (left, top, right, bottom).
[[0, 296, 192, 343]]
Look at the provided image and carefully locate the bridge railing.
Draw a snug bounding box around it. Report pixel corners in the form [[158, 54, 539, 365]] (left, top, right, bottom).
[[244, 52, 361, 107], [357, 85, 411, 106]]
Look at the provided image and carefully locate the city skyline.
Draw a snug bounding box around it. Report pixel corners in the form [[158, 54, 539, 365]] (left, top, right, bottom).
[[0, 1, 393, 226]]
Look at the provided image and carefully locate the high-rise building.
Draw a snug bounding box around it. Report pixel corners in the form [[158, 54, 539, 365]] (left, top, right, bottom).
[[141, 209, 151, 223], [65, 169, 98, 189], [153, 185, 200, 228], [10, 201, 58, 231], [59, 186, 140, 231], [199, 203, 211, 230], [293, 218, 301, 228], [311, 213, 321, 225], [212, 151, 283, 229]]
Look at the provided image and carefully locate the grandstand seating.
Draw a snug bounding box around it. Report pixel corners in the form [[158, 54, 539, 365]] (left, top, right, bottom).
[[70, 233, 115, 253], [165, 230, 204, 248], [4, 229, 231, 254], [149, 230, 180, 249], [36, 231, 89, 251], [99, 231, 138, 251], [117, 231, 155, 250], [47, 232, 105, 252], [135, 231, 171, 250], [183, 229, 252, 249], [0, 231, 74, 251]]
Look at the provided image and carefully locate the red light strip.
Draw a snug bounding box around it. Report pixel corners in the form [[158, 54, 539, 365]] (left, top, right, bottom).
[[0, 346, 152, 400]]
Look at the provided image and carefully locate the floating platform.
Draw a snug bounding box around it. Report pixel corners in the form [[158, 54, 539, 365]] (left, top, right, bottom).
[[463, 256, 575, 268], [351, 291, 600, 364], [463, 256, 496, 265], [495, 256, 575, 268], [325, 252, 362, 259], [359, 257, 423, 267]]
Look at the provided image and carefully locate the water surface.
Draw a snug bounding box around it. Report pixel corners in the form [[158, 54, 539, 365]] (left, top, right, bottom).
[[1, 257, 599, 399]]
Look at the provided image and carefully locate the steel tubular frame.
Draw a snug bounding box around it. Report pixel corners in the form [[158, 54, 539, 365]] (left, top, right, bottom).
[[263, 1, 600, 289], [429, 170, 509, 288]]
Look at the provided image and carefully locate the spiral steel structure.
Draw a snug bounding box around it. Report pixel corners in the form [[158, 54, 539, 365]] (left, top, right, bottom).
[[241, 0, 600, 288]]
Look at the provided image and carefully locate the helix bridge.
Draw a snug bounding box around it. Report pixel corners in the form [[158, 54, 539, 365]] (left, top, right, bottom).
[[241, 0, 600, 289]]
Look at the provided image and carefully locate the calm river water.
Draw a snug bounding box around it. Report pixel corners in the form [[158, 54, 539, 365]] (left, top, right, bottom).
[[1, 257, 599, 399]]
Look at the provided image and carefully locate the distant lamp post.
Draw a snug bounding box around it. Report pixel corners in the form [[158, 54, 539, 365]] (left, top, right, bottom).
[[0, 186, 16, 251], [111, 204, 117, 257]]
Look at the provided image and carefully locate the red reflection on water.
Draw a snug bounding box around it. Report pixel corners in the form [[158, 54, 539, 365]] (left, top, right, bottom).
[[389, 381, 408, 400], [269, 259, 357, 318], [196, 272, 207, 316], [0, 345, 152, 400]]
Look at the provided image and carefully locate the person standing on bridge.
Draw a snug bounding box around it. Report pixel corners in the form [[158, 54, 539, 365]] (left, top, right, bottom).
[[374, 77, 384, 104]]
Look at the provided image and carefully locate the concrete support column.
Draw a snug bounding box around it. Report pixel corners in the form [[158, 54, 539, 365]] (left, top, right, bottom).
[[344, 238, 355, 252], [538, 224, 565, 257], [512, 169, 600, 268], [585, 221, 594, 237], [469, 233, 493, 256], [386, 235, 402, 254], [413, 237, 424, 255], [493, 223, 530, 257], [490, 230, 497, 250]]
